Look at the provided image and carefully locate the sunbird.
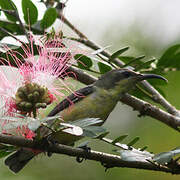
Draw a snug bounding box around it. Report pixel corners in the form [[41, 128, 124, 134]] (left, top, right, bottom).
[[5, 69, 166, 173]]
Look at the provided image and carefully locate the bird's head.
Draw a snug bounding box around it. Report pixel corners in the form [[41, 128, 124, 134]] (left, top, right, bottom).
[[94, 69, 167, 95]]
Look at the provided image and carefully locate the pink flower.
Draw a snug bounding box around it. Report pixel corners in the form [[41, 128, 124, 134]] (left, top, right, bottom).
[[0, 34, 85, 138]]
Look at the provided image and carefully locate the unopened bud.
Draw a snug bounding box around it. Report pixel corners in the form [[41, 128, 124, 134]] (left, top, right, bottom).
[[25, 102, 32, 110], [17, 91, 25, 99], [39, 87, 45, 95], [35, 103, 47, 109], [27, 93, 33, 101], [19, 101, 26, 107], [33, 91, 40, 100]]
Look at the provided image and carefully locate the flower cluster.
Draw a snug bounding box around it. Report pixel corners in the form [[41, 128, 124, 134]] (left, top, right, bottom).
[[0, 34, 84, 139]]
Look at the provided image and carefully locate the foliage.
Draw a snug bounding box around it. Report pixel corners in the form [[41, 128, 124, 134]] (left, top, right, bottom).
[[22, 0, 38, 25], [0, 0, 180, 178]]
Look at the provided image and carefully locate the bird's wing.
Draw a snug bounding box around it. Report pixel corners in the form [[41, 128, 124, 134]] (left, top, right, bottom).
[[48, 85, 94, 117]]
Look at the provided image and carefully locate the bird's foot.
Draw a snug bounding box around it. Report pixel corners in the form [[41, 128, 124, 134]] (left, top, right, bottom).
[[101, 162, 115, 172], [76, 141, 91, 163], [39, 136, 58, 157]]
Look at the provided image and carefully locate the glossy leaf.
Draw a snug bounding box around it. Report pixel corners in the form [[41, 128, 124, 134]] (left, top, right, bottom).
[[75, 54, 93, 70], [0, 20, 24, 40], [0, 42, 39, 66], [119, 150, 153, 162], [77, 141, 89, 148], [40, 8, 57, 29], [127, 137, 140, 146], [122, 55, 145, 68], [131, 77, 167, 100], [83, 126, 106, 138], [98, 62, 112, 74], [109, 47, 129, 61], [0, 151, 12, 158], [157, 44, 180, 69], [0, 0, 17, 22], [0, 144, 15, 159], [112, 134, 128, 145], [71, 118, 102, 128], [22, 0, 38, 25], [0, 43, 19, 52], [118, 56, 134, 64], [153, 152, 173, 165], [140, 146, 148, 151], [0, 20, 41, 40], [95, 131, 109, 139], [60, 123, 83, 136], [153, 147, 180, 165], [135, 59, 156, 71], [171, 146, 180, 155], [92, 45, 111, 55]]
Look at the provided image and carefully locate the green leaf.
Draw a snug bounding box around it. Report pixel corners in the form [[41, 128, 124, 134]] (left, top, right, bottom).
[[109, 47, 129, 61], [157, 44, 180, 69], [122, 55, 145, 68], [132, 85, 166, 100], [153, 152, 173, 165], [0, 43, 19, 51], [0, 151, 12, 158], [119, 55, 155, 71], [119, 149, 153, 162], [75, 54, 93, 70], [83, 126, 106, 138], [71, 118, 102, 128], [135, 59, 156, 71], [112, 135, 128, 145], [153, 147, 180, 165], [98, 62, 112, 74], [118, 56, 134, 64], [40, 8, 57, 29], [95, 132, 109, 139], [140, 146, 148, 151], [146, 75, 167, 86], [22, 0, 38, 25], [130, 87, 147, 100], [145, 77, 167, 97], [0, 144, 15, 159], [127, 137, 140, 146], [131, 73, 167, 100], [0, 20, 24, 40], [0, 0, 17, 22], [0, 43, 39, 67], [77, 141, 89, 148]]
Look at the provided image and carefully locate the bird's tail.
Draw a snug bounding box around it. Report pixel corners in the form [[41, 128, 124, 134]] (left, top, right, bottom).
[[5, 149, 36, 173]]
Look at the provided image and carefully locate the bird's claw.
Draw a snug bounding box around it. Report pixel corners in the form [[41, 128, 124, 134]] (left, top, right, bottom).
[[40, 136, 58, 157], [76, 142, 91, 163], [101, 162, 114, 172]]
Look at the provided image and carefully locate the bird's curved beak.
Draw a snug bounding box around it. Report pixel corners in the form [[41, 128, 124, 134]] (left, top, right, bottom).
[[140, 74, 168, 82]]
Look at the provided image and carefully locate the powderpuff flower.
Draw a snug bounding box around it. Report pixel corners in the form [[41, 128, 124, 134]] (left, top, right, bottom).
[[0, 34, 86, 138]]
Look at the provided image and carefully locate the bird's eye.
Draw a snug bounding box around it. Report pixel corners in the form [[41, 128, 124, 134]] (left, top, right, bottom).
[[122, 71, 131, 78]]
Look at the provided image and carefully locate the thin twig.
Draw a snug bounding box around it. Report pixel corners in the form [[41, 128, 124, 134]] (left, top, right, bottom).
[[57, 13, 87, 39], [141, 81, 180, 116], [0, 27, 23, 44], [67, 66, 97, 85], [6, 0, 30, 43], [0, 134, 180, 174]]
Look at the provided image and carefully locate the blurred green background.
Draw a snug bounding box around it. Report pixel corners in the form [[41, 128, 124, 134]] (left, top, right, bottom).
[[1, 0, 180, 179]]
